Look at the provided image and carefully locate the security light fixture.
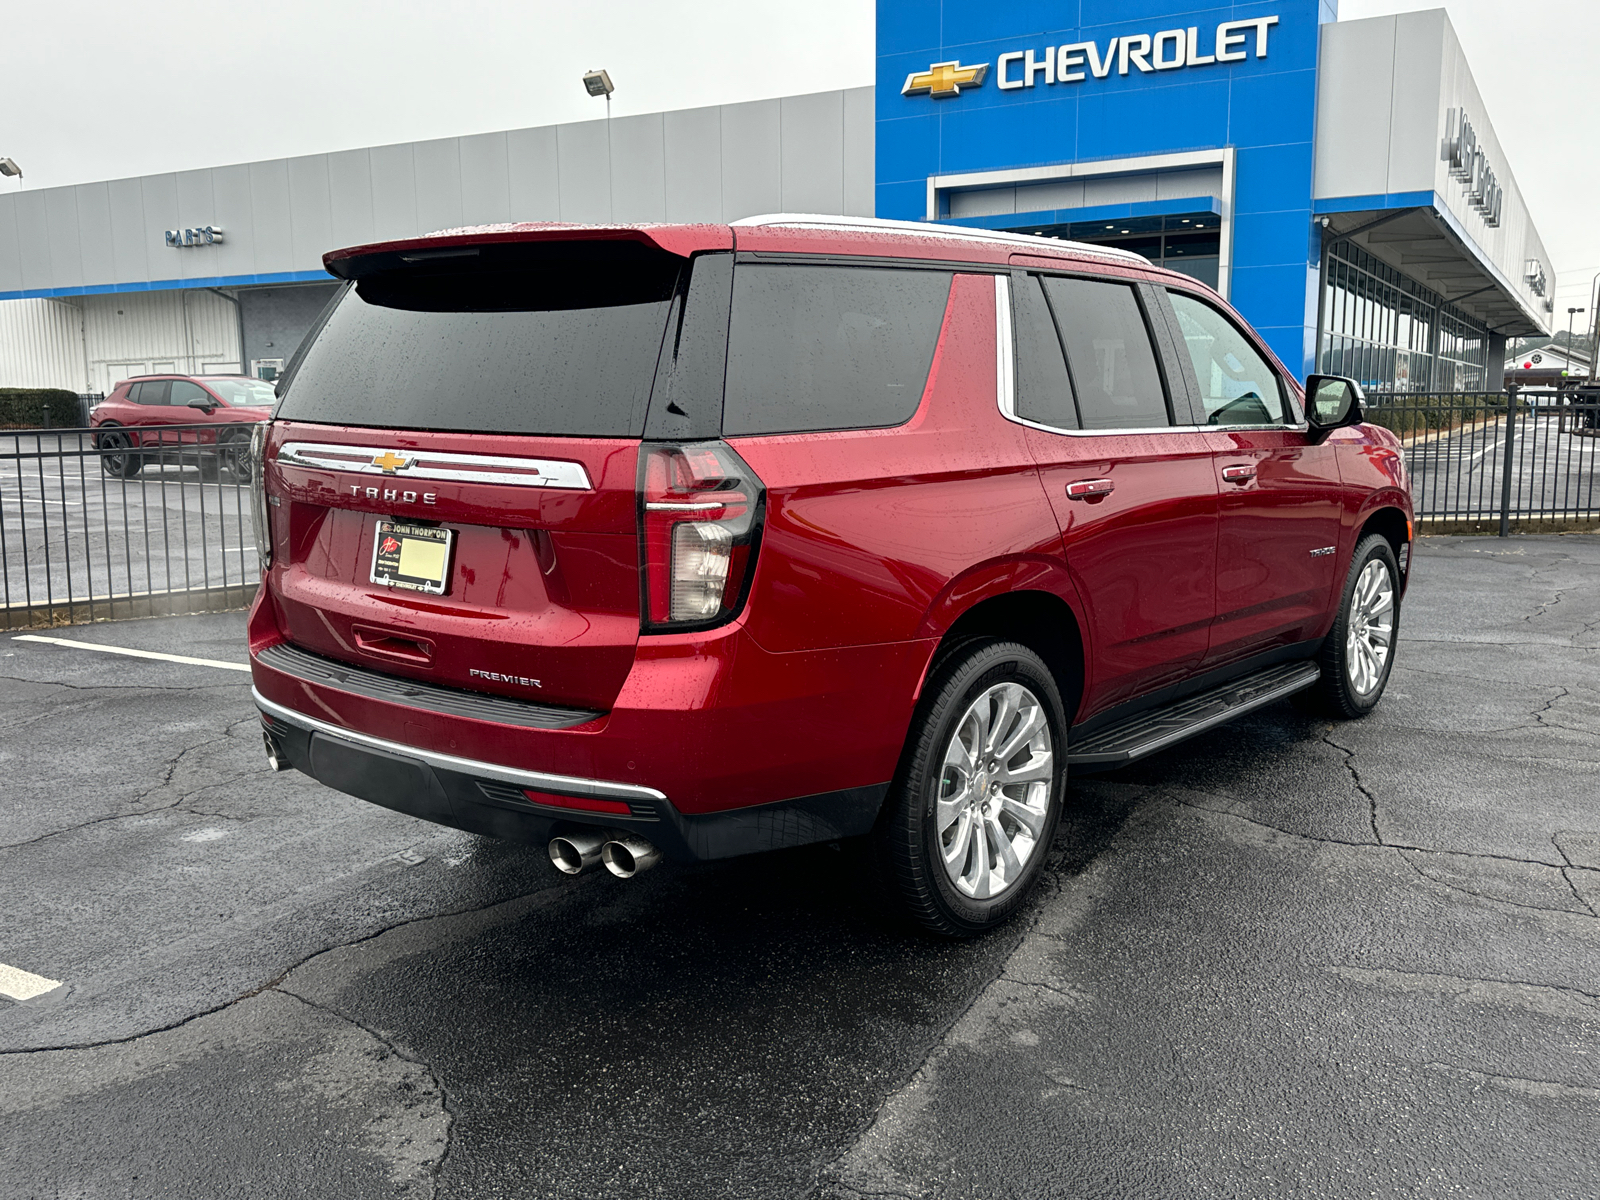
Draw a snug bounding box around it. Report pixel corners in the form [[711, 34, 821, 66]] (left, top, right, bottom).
[[0, 158, 20, 179], [582, 69, 614, 98]]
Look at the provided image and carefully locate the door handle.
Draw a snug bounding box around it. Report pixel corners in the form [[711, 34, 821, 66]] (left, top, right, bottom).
[[1066, 478, 1114, 500], [1221, 464, 1257, 484]]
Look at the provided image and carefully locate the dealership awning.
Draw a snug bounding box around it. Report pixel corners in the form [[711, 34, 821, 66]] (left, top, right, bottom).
[[1315, 193, 1551, 338]]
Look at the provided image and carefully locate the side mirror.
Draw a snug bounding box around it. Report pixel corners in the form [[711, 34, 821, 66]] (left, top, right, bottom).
[[187, 397, 218, 413], [1304, 375, 1364, 438]]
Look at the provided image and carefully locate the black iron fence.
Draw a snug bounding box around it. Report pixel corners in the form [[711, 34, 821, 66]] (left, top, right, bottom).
[[1, 423, 260, 632], [1, 391, 1596, 632], [1364, 388, 1599, 532]]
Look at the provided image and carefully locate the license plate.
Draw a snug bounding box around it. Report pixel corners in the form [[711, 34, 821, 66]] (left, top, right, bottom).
[[370, 521, 454, 595]]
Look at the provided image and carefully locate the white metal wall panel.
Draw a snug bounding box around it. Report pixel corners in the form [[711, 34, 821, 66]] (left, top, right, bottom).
[[370, 143, 419, 242], [327, 149, 377, 252], [16, 191, 53, 292], [175, 168, 217, 282], [138, 176, 179, 281], [557, 120, 612, 222], [611, 114, 668, 224], [79, 290, 240, 391], [1313, 17, 1396, 199], [663, 106, 723, 223], [75, 183, 117, 289], [507, 126, 562, 222], [0, 86, 874, 297], [0, 203, 21, 293], [108, 177, 150, 287], [459, 132, 512, 228], [781, 91, 845, 216], [842, 87, 875, 218], [721, 99, 783, 222], [287, 154, 335, 269], [414, 138, 465, 234], [44, 188, 86, 291], [0, 298, 86, 389], [1386, 10, 1445, 193], [207, 163, 257, 279], [249, 160, 294, 275]]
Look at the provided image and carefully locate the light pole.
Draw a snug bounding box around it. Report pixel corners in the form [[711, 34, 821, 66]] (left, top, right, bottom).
[[582, 69, 614, 120], [0, 158, 20, 189], [1568, 306, 1586, 377]]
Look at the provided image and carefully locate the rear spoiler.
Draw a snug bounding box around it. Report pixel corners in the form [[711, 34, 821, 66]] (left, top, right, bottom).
[[323, 223, 734, 280]]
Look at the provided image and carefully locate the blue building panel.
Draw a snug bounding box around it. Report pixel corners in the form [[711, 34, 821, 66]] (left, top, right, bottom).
[[877, 0, 1330, 376]]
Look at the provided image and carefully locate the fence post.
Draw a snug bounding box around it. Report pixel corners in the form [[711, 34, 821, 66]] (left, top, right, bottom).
[[1499, 384, 1518, 537]]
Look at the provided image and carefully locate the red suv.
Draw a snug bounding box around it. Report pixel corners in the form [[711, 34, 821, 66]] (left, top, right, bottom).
[[92, 374, 275, 480], [247, 217, 1412, 935]]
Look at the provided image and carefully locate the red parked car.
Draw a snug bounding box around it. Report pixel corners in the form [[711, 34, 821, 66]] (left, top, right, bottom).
[[91, 374, 275, 481], [247, 216, 1412, 935]]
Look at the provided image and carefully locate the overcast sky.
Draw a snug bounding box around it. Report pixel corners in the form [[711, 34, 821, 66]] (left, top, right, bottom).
[[2, 1, 1592, 318]]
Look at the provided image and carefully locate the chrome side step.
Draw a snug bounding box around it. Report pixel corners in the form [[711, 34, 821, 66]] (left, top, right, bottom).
[[1067, 661, 1321, 768]]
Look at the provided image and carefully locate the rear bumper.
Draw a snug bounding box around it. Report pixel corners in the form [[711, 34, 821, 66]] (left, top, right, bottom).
[[256, 688, 888, 861]]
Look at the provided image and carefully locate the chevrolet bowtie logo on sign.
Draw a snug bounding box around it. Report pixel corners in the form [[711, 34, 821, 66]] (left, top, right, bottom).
[[370, 451, 413, 474], [902, 60, 989, 99]]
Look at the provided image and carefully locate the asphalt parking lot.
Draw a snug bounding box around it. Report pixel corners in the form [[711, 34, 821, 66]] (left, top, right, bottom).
[[2, 535, 1598, 1199]]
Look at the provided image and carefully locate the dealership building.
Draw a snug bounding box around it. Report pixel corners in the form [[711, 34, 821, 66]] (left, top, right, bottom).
[[0, 1, 1554, 397]]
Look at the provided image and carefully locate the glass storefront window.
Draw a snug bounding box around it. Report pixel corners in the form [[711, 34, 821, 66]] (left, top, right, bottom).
[[1318, 240, 1488, 393]]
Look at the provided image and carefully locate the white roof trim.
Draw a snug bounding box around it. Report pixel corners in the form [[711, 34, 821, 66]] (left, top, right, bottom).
[[730, 213, 1146, 264]]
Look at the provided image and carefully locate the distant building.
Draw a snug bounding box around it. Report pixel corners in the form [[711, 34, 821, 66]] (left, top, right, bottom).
[[1504, 343, 1590, 388]]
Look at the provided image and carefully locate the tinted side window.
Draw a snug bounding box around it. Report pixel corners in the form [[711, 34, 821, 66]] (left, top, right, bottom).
[[1168, 292, 1286, 426], [1013, 274, 1077, 430], [1041, 278, 1169, 430], [134, 381, 171, 405], [722, 265, 951, 436], [169, 381, 210, 407]]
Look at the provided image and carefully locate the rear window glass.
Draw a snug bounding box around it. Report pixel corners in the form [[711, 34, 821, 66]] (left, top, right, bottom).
[[276, 251, 680, 436], [1041, 277, 1169, 431], [722, 265, 952, 436]]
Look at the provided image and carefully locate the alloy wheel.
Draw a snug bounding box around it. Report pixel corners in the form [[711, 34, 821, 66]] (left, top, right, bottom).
[[1345, 558, 1395, 695], [936, 682, 1053, 900]]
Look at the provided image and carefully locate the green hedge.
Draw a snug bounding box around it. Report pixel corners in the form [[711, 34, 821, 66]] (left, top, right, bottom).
[[0, 388, 84, 429]]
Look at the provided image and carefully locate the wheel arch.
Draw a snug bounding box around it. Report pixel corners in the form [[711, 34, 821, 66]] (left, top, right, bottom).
[[913, 562, 1087, 727], [1355, 501, 1412, 592]]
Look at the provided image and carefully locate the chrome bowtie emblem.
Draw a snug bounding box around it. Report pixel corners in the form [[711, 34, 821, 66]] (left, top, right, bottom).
[[370, 451, 413, 475]]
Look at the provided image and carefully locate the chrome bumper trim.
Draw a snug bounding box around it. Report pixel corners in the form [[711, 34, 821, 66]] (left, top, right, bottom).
[[252, 686, 668, 804]]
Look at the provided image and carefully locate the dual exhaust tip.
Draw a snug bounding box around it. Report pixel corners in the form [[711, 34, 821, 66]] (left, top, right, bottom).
[[549, 830, 662, 879]]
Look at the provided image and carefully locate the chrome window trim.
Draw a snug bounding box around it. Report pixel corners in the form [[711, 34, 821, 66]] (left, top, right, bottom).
[[277, 441, 593, 490], [253, 687, 668, 803], [994, 274, 1015, 418], [995, 274, 1308, 438]]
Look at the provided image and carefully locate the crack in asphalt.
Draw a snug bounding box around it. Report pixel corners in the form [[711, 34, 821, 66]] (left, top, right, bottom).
[[1551, 835, 1600, 918], [0, 737, 273, 851], [1172, 794, 1586, 874], [275, 985, 456, 1200], [1321, 731, 1383, 844], [0, 884, 554, 1057], [0, 670, 240, 693], [1523, 588, 1567, 624], [1342, 964, 1600, 1006]]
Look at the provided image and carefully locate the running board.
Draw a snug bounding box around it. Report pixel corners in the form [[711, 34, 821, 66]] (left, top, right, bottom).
[[1067, 661, 1321, 768]]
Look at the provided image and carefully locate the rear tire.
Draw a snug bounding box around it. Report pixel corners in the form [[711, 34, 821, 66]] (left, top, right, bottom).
[[220, 430, 253, 483], [1304, 533, 1401, 719], [875, 640, 1066, 937]]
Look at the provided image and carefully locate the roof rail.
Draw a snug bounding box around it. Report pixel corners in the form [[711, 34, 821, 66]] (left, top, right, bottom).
[[730, 213, 1145, 264]]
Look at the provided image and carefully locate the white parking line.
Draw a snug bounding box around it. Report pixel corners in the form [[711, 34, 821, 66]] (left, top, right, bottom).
[[11, 635, 251, 672], [0, 962, 62, 1001]]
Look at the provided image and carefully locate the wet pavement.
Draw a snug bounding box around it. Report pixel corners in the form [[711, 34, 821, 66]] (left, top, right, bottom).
[[2, 535, 1598, 1199]]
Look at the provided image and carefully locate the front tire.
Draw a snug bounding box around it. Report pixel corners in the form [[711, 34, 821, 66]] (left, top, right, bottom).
[[876, 640, 1066, 937], [95, 426, 141, 478], [1306, 533, 1401, 718]]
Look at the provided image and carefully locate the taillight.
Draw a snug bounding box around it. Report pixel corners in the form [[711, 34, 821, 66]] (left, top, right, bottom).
[[250, 422, 273, 573], [639, 441, 765, 631]]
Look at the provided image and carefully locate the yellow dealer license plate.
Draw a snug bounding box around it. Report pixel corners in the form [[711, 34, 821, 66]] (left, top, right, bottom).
[[370, 520, 454, 595]]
